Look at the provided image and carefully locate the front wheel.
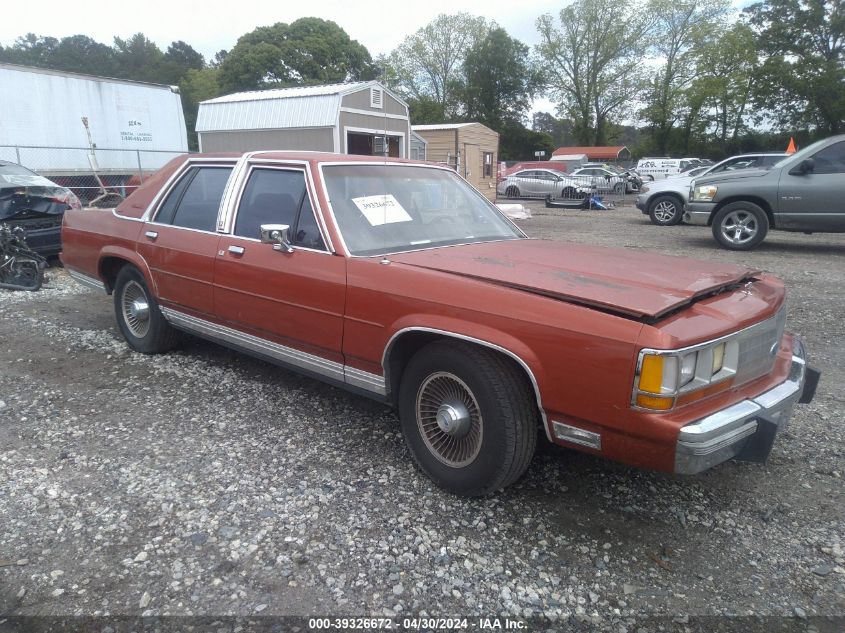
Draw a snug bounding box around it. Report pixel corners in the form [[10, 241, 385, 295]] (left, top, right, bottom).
[[505, 186, 520, 199], [113, 266, 180, 353], [711, 202, 769, 250], [648, 195, 683, 226], [398, 340, 538, 496]]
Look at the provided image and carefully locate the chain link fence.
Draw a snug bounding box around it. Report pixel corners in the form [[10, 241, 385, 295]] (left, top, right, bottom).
[[0, 145, 187, 205]]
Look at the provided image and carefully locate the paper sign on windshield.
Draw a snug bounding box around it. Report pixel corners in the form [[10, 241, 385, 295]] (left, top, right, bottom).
[[352, 194, 413, 226]]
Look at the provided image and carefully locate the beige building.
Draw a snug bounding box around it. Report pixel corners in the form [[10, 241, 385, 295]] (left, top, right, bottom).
[[196, 81, 410, 157], [412, 123, 499, 200]]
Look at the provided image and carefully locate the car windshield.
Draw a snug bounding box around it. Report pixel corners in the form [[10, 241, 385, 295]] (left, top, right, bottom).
[[323, 164, 523, 256]]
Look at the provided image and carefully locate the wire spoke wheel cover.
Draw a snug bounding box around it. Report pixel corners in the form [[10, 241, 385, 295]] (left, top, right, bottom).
[[416, 371, 483, 468], [121, 280, 151, 338]]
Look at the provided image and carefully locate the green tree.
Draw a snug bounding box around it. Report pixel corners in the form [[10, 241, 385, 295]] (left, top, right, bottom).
[[536, 0, 652, 146], [498, 122, 555, 161], [219, 18, 374, 92], [112, 33, 165, 83], [746, 0, 845, 134], [0, 33, 58, 66], [382, 13, 489, 118], [180, 68, 221, 150], [641, 0, 729, 154], [461, 27, 539, 129]]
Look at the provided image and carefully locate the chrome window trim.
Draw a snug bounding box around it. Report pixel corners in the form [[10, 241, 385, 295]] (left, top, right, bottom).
[[143, 160, 237, 233], [381, 326, 551, 442], [141, 156, 239, 223], [316, 160, 527, 259], [158, 307, 385, 395], [632, 305, 786, 410], [224, 162, 331, 253]]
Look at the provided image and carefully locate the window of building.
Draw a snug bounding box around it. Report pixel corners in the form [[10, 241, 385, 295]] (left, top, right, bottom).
[[483, 152, 493, 178], [370, 87, 383, 109]]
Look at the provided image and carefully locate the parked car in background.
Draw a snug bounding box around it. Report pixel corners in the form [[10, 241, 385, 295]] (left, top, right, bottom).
[[636, 153, 788, 226], [686, 135, 845, 250], [635, 158, 697, 181], [497, 168, 592, 199], [569, 166, 639, 194], [0, 160, 81, 255], [60, 151, 819, 495]]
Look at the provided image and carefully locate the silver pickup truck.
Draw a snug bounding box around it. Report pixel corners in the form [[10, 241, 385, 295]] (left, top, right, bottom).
[[684, 135, 845, 250]]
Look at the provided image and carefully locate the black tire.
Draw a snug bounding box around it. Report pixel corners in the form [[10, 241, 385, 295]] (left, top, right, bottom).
[[113, 266, 180, 353], [613, 182, 625, 195], [711, 201, 769, 251], [647, 195, 683, 226], [505, 186, 520, 199], [398, 340, 538, 496]]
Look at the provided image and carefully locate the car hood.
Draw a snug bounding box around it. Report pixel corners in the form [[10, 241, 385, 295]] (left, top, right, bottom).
[[694, 168, 771, 185], [389, 239, 760, 320]]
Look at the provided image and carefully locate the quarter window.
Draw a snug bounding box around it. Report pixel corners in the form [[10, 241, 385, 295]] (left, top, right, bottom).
[[156, 166, 233, 231], [234, 168, 326, 250]]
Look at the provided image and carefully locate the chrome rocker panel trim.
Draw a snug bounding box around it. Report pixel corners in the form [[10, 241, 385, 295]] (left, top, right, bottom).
[[674, 338, 808, 474], [159, 307, 386, 397], [68, 269, 107, 293]]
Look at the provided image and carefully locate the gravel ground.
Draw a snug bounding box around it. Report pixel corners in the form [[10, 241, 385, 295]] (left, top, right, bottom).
[[1, 202, 843, 631]]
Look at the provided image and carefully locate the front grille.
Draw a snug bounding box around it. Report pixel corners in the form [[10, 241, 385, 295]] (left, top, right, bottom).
[[734, 307, 787, 386]]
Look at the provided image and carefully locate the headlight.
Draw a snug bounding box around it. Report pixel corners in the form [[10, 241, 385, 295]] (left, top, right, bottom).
[[633, 340, 738, 411], [691, 184, 718, 202]]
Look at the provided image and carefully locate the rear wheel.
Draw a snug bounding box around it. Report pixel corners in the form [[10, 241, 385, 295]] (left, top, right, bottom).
[[505, 186, 520, 199], [711, 202, 769, 250], [648, 195, 683, 226], [398, 340, 538, 496], [613, 182, 625, 195], [114, 266, 180, 353]]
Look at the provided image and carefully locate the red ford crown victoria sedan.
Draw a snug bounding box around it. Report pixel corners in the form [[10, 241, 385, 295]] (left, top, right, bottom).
[[60, 152, 819, 496]]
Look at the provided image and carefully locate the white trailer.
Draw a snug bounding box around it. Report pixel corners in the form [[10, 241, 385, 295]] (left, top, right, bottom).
[[0, 63, 188, 177]]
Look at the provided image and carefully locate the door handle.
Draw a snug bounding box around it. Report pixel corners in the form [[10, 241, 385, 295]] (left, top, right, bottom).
[[144, 231, 158, 240], [228, 245, 245, 255]]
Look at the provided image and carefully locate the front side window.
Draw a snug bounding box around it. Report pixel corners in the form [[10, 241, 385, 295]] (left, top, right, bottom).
[[156, 166, 233, 231], [323, 164, 522, 257], [811, 141, 845, 174], [234, 168, 326, 250]]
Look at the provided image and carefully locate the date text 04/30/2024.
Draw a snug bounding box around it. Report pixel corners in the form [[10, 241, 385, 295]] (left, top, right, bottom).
[[307, 617, 527, 630]]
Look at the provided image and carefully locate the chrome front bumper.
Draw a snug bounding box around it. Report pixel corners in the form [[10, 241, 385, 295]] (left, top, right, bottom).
[[674, 338, 819, 474], [682, 202, 715, 225]]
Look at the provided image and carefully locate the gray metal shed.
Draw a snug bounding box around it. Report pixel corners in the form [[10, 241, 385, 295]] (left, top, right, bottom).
[[196, 81, 410, 158]]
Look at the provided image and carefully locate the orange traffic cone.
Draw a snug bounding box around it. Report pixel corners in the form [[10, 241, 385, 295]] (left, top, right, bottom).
[[786, 137, 797, 154]]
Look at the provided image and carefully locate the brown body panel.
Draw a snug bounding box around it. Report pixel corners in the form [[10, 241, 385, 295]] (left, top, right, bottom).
[[60, 151, 800, 474]]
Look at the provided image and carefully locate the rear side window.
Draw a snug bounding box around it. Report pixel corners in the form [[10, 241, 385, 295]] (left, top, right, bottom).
[[234, 168, 326, 250], [156, 166, 233, 231]]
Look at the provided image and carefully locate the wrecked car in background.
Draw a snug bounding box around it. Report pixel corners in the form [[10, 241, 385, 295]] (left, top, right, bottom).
[[61, 152, 819, 496], [0, 160, 81, 255]]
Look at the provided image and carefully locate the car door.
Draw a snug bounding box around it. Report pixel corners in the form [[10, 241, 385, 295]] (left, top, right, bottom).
[[213, 164, 346, 367], [777, 141, 845, 231], [137, 162, 234, 316], [534, 171, 558, 197]]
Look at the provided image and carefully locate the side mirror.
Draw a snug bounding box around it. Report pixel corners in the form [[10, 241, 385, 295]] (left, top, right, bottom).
[[791, 158, 815, 175], [260, 224, 294, 253]]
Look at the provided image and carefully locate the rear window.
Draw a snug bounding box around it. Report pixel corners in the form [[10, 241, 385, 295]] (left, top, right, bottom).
[[0, 163, 37, 176]]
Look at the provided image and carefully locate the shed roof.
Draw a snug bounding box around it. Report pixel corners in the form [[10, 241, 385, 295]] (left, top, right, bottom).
[[197, 80, 406, 133], [412, 123, 476, 131], [552, 146, 629, 160]]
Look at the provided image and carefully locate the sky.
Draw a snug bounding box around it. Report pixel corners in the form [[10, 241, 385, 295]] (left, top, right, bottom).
[[1, 0, 752, 117], [1, 0, 563, 114]]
